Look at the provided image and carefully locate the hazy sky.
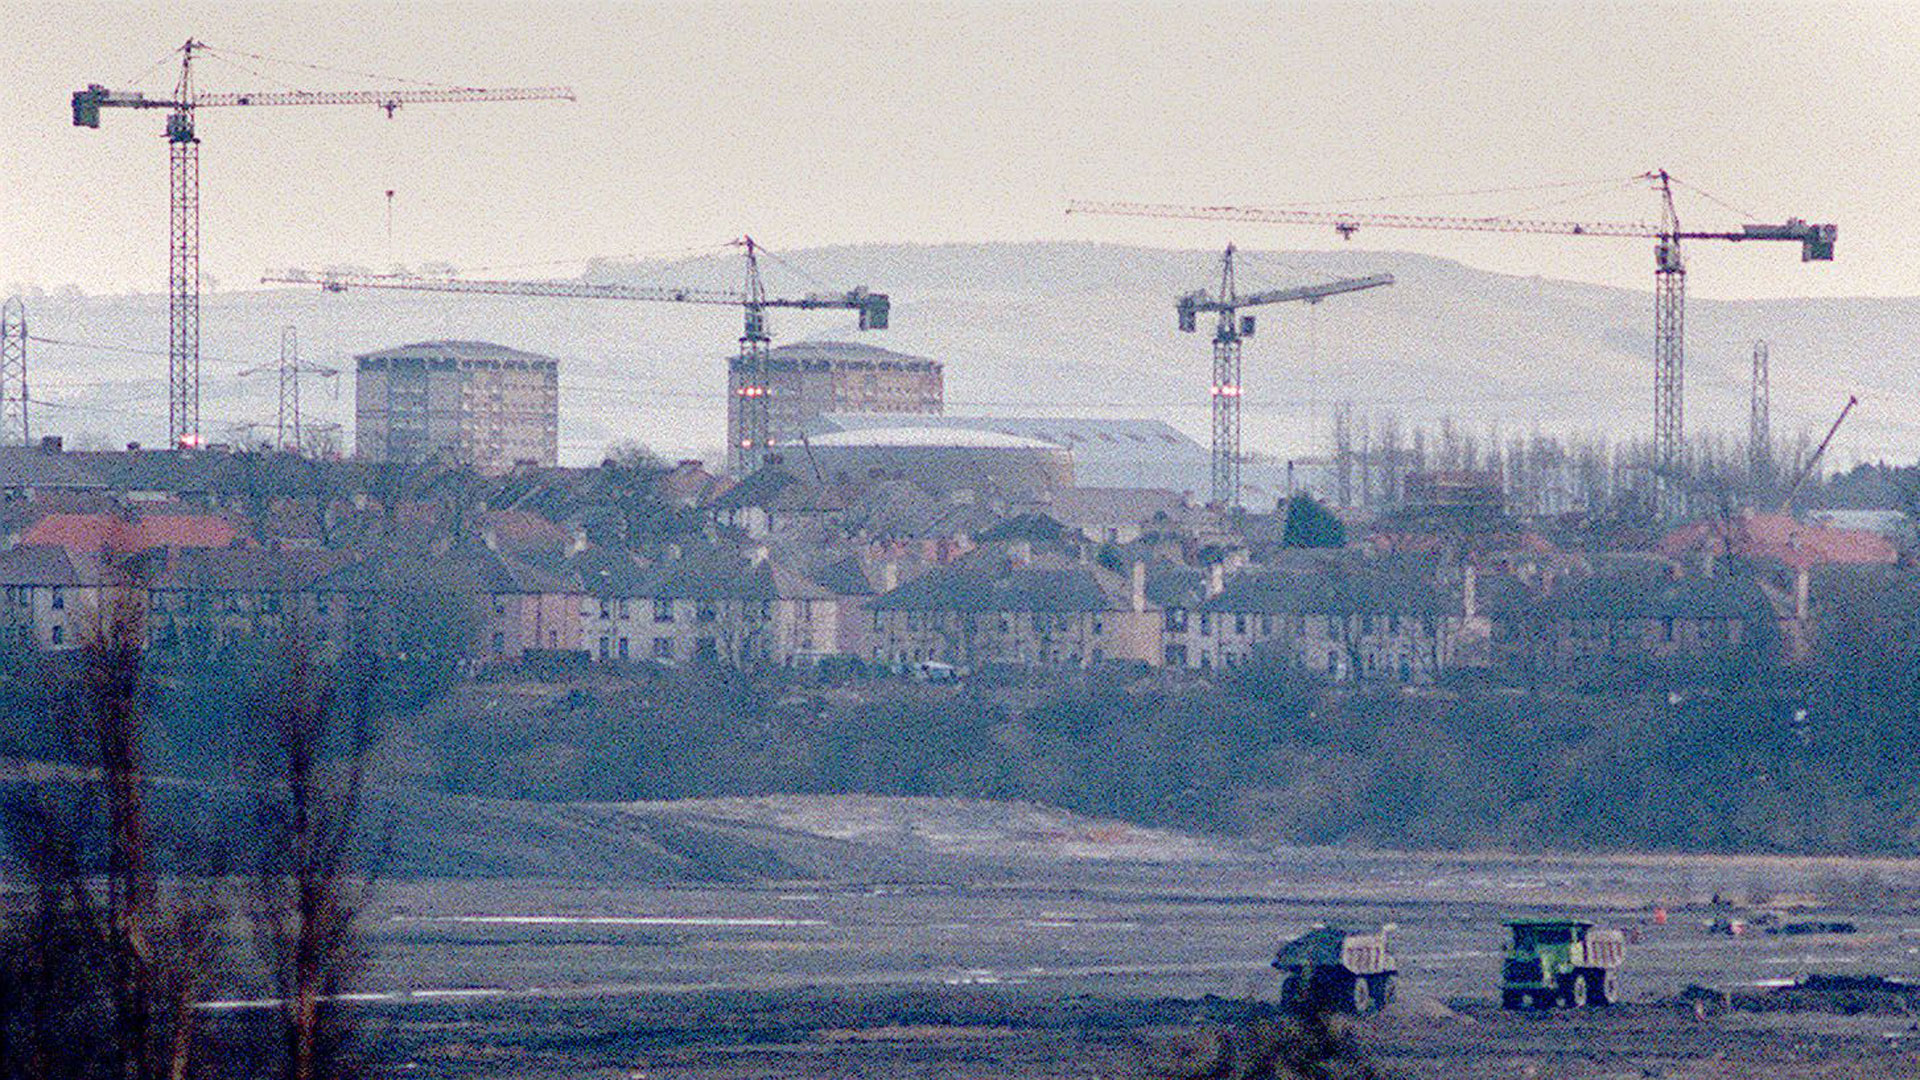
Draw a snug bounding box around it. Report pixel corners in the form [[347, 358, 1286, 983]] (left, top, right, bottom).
[[6, 1, 1918, 300]]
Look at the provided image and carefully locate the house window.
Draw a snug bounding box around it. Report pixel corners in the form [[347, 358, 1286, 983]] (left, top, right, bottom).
[[598, 636, 610, 658], [654, 598, 674, 623], [50, 588, 64, 611], [1260, 615, 1272, 636], [1662, 617, 1675, 642], [1200, 613, 1212, 635], [1164, 609, 1187, 632], [694, 637, 717, 660], [493, 598, 507, 617], [600, 599, 611, 619], [1092, 618, 1104, 635], [50, 625, 62, 646], [697, 603, 716, 623], [548, 630, 558, 647], [618, 636, 630, 659], [1235, 614, 1246, 636], [619, 599, 630, 619], [653, 637, 673, 659]]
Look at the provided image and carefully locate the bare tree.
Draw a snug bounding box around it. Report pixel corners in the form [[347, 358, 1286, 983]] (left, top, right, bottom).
[[247, 636, 381, 1080], [0, 578, 226, 1080]]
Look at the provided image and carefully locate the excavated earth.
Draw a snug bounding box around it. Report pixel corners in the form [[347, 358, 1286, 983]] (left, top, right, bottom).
[[221, 793, 1920, 1078]]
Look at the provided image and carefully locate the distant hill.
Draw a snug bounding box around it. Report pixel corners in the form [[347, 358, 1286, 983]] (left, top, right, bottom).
[[16, 243, 1919, 479]]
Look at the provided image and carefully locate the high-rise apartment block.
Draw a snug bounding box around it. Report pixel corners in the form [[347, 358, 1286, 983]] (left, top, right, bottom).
[[726, 341, 942, 474], [355, 340, 559, 474]]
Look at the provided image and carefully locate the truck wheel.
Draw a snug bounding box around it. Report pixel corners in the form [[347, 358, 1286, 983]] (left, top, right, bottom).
[[1563, 973, 1588, 1008], [1588, 968, 1617, 1006], [1366, 973, 1395, 1013], [1279, 974, 1303, 1010], [1348, 972, 1374, 1014], [1502, 990, 1524, 1010]]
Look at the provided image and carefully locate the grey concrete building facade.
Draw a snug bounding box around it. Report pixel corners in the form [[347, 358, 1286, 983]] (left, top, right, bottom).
[[727, 341, 942, 474], [356, 340, 559, 474]]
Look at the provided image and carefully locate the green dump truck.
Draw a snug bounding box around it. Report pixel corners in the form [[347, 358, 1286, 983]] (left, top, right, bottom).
[[1272, 925, 1397, 1015], [1500, 919, 1625, 1009]]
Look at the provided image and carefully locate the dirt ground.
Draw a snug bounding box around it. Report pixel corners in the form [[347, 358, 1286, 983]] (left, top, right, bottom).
[[295, 840, 1920, 1078]]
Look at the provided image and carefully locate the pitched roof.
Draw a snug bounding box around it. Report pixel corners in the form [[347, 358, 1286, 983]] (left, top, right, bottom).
[[1659, 512, 1899, 570], [0, 447, 108, 490], [973, 512, 1076, 545], [0, 544, 98, 587], [709, 467, 819, 512], [579, 546, 832, 602], [136, 547, 351, 593], [1045, 486, 1189, 527], [869, 551, 1141, 614], [810, 553, 882, 597], [21, 512, 241, 555], [314, 545, 578, 597], [835, 482, 1002, 541], [1540, 573, 1771, 621], [1200, 567, 1455, 616]]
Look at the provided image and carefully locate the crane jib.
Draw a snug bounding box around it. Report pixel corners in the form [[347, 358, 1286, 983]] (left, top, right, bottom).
[[263, 273, 891, 330]]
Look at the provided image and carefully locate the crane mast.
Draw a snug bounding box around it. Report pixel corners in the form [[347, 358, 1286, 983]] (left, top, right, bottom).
[[1177, 245, 1392, 506], [1651, 171, 1686, 519], [72, 39, 574, 448], [736, 237, 774, 475], [1072, 173, 1834, 519], [1210, 247, 1240, 509]]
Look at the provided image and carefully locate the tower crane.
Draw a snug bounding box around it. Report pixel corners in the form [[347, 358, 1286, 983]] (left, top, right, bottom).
[[71, 39, 574, 449], [1179, 244, 1391, 506], [264, 237, 890, 475], [1070, 171, 1836, 517]]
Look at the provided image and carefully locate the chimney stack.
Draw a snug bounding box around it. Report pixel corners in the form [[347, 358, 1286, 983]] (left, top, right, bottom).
[[1463, 563, 1478, 620], [1131, 561, 1146, 614], [1207, 562, 1225, 598]]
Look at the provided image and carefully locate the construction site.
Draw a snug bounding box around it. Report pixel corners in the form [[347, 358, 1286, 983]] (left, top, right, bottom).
[[6, 7, 1920, 1080]]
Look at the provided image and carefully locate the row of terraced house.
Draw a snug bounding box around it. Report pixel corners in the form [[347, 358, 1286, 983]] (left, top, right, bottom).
[[0, 441, 1905, 680]]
